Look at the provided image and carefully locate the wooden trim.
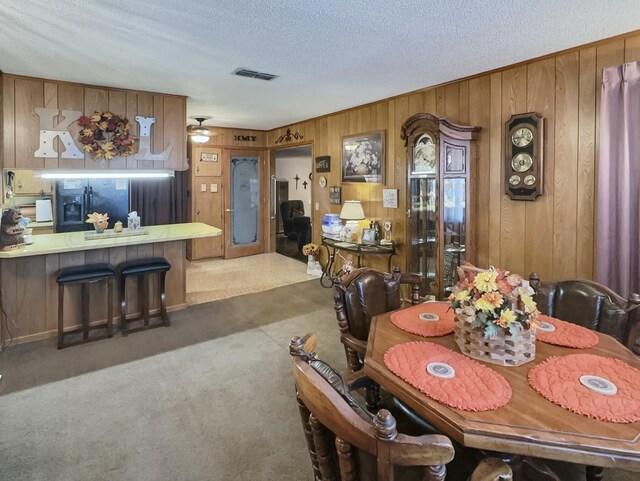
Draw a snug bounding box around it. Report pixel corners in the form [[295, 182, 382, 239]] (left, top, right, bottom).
[[1, 72, 187, 99]]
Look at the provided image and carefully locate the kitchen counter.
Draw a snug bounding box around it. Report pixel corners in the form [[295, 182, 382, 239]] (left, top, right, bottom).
[[0, 222, 220, 258], [27, 220, 55, 229], [0, 222, 221, 346]]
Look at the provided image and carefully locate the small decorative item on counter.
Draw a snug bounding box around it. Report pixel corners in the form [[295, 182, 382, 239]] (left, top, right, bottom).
[[127, 211, 141, 230], [114, 221, 123, 233], [86, 212, 109, 234], [0, 208, 25, 249]]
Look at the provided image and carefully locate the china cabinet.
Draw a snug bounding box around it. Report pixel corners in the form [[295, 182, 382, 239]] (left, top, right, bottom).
[[401, 114, 480, 299]]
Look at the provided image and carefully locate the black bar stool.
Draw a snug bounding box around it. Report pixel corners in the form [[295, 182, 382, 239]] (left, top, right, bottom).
[[56, 263, 115, 349], [118, 257, 171, 335]]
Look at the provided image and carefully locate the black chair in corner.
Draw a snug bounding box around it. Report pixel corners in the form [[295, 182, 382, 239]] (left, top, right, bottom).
[[280, 200, 311, 251]]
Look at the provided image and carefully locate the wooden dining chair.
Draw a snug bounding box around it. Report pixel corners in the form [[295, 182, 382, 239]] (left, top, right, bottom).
[[333, 266, 421, 408], [529, 273, 640, 481], [289, 335, 513, 481], [529, 272, 640, 354], [333, 266, 421, 373]]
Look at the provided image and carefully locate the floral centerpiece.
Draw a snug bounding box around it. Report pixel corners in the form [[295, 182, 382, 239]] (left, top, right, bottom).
[[302, 243, 320, 256], [302, 243, 322, 277], [86, 212, 109, 234], [449, 265, 540, 366]]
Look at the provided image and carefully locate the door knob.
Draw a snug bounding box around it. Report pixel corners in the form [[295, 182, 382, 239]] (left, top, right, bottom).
[[225, 208, 234, 212]]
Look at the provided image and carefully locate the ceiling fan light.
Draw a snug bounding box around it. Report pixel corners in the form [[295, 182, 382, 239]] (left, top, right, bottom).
[[189, 117, 211, 143], [191, 134, 210, 143]]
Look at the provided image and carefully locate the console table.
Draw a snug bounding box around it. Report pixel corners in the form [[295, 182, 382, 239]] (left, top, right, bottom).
[[319, 237, 400, 287]]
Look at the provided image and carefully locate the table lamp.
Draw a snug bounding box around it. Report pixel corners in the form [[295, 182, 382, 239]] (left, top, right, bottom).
[[339, 200, 365, 242]]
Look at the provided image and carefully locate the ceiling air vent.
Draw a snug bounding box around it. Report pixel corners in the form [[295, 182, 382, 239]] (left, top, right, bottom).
[[233, 68, 278, 81]]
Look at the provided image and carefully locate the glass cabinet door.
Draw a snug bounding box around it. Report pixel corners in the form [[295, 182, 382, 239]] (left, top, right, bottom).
[[442, 177, 466, 296], [409, 177, 437, 297]]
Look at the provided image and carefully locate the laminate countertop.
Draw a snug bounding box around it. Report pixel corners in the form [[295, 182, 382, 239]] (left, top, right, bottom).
[[0, 222, 221, 258]]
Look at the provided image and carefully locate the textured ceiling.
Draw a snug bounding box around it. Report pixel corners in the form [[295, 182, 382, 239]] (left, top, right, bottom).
[[1, 1, 640, 130]]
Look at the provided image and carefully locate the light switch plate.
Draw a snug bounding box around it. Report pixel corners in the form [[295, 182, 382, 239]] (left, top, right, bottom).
[[211, 183, 218, 192], [200, 184, 207, 192]]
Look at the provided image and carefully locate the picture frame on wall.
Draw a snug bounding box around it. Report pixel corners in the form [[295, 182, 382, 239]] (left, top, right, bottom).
[[315, 155, 330, 172], [329, 186, 342, 205], [382, 188, 398, 208], [341, 131, 385, 183]]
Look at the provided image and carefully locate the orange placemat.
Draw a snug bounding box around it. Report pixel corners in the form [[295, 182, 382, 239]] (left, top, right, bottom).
[[536, 315, 599, 349], [390, 302, 455, 337], [528, 354, 640, 423], [384, 341, 512, 412]]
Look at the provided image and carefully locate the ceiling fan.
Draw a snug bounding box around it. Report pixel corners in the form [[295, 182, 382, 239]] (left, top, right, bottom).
[[187, 117, 211, 143]]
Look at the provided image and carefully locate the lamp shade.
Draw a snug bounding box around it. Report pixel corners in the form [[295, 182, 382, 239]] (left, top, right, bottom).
[[339, 200, 365, 220]]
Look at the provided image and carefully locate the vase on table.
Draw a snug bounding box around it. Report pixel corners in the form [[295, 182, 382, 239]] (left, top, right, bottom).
[[307, 255, 322, 277], [93, 221, 107, 234]]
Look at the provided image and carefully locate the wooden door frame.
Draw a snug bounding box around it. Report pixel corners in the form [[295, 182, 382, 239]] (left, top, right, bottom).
[[223, 148, 268, 259], [267, 142, 315, 254]]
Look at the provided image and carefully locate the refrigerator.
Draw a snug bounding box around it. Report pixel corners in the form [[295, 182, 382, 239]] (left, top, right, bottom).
[[55, 179, 130, 232]]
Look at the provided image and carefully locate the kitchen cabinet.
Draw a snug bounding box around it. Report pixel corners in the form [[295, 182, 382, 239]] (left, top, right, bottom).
[[13, 170, 52, 195], [1, 74, 187, 171], [188, 175, 224, 259], [191, 146, 222, 177], [401, 114, 480, 300]]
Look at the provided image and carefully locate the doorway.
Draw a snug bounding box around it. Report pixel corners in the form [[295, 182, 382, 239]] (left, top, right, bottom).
[[224, 148, 266, 259], [271, 145, 313, 260]]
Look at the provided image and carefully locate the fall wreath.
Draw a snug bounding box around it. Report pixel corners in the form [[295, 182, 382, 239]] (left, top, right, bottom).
[[78, 111, 138, 160]]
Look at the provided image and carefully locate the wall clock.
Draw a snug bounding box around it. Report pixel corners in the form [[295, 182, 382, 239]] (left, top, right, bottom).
[[504, 113, 544, 201], [318, 175, 327, 188]]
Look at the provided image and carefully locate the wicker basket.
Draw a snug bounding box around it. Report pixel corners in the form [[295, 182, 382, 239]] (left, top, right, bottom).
[[453, 312, 536, 367]]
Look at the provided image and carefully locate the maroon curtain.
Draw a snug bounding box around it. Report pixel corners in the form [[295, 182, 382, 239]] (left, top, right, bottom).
[[130, 171, 188, 226], [596, 61, 640, 297]]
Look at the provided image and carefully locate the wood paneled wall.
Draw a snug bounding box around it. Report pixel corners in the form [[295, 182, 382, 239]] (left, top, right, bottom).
[[268, 33, 640, 281], [1, 74, 187, 171]]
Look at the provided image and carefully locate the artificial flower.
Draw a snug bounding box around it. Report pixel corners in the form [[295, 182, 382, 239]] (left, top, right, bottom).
[[507, 273, 522, 287], [495, 308, 517, 328], [451, 289, 471, 303], [85, 212, 109, 224], [520, 291, 537, 314], [302, 243, 320, 256], [450, 265, 538, 338], [474, 270, 498, 293]]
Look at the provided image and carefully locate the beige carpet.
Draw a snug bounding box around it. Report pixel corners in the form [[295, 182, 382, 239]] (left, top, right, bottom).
[[186, 253, 316, 304]]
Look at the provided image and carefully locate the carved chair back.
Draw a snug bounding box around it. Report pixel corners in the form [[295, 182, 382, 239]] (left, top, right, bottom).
[[333, 267, 421, 373], [289, 336, 512, 481], [529, 273, 640, 352]]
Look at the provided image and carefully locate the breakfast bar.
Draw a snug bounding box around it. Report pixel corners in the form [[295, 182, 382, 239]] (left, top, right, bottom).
[[0, 222, 221, 346]]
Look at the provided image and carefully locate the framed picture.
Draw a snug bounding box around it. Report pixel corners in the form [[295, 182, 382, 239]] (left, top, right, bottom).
[[315, 155, 330, 173], [361, 228, 377, 245], [329, 186, 342, 204], [341, 131, 385, 183], [201, 152, 218, 162], [383, 188, 398, 208]]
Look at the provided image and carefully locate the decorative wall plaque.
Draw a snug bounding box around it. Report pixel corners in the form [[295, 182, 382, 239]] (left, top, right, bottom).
[[201, 152, 219, 162]]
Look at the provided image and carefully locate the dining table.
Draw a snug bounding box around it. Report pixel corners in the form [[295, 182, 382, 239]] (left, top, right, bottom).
[[363, 306, 640, 480]]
